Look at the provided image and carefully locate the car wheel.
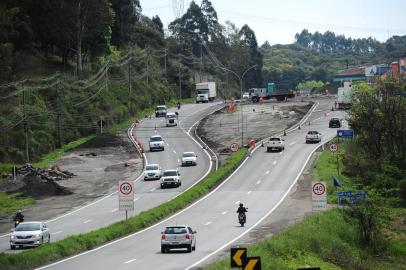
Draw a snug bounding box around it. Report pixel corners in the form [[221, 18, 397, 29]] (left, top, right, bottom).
[[10, 245, 15, 250], [161, 185, 165, 189], [192, 243, 196, 251], [48, 235, 51, 243], [161, 246, 165, 253], [187, 244, 192, 253]]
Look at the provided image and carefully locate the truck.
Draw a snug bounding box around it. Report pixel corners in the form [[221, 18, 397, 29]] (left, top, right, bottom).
[[337, 81, 352, 110], [196, 82, 216, 103], [250, 83, 295, 103]]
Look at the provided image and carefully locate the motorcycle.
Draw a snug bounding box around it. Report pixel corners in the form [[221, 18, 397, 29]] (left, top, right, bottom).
[[14, 220, 22, 228], [177, 103, 181, 110], [238, 212, 246, 227]]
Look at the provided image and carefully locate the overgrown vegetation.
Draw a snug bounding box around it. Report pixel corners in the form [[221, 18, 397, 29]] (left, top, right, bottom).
[[0, 148, 248, 270], [0, 193, 34, 215]]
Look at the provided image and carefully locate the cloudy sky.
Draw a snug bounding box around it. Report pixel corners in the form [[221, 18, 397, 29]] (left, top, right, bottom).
[[140, 0, 406, 45]]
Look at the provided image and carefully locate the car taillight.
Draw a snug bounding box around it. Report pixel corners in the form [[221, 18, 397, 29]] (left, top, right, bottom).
[[185, 234, 190, 239], [161, 234, 166, 240]]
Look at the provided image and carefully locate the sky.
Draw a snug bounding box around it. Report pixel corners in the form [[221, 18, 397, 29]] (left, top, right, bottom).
[[140, 0, 406, 46]]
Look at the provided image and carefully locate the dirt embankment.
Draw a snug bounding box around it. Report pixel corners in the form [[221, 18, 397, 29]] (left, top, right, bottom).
[[0, 132, 142, 232], [197, 100, 312, 165]]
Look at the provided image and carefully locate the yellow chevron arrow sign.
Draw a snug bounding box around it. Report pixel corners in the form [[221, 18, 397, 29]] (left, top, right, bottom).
[[230, 247, 247, 267], [243, 256, 261, 270]]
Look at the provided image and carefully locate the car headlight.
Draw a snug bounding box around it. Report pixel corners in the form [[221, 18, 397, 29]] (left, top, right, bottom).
[[10, 235, 16, 239], [34, 233, 41, 238]]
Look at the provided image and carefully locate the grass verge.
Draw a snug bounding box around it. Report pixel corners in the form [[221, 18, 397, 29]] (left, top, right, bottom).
[[204, 143, 406, 270], [0, 148, 248, 270], [0, 193, 34, 216]]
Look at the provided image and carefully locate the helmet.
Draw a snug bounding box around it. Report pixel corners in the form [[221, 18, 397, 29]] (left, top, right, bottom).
[[17, 210, 22, 213], [239, 203, 243, 207]]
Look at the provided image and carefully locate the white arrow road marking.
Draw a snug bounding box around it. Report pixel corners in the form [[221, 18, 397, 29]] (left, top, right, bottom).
[[83, 220, 91, 224], [110, 208, 118, 213], [205, 221, 212, 226], [124, 259, 137, 264], [52, 231, 62, 235], [221, 211, 227, 215], [247, 190, 252, 194]]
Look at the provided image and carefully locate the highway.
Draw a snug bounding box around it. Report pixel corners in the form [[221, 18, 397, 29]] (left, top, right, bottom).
[[36, 98, 347, 270], [0, 102, 221, 252]]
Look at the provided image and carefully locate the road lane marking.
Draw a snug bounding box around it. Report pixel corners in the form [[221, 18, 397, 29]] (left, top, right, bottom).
[[150, 188, 156, 192], [166, 142, 169, 146], [265, 171, 270, 175], [205, 221, 212, 226], [273, 161, 277, 165], [52, 231, 62, 235], [247, 190, 252, 194], [221, 211, 227, 215], [177, 159, 180, 163], [134, 197, 139, 202], [289, 141, 296, 146], [110, 208, 118, 213], [124, 259, 137, 264], [83, 220, 91, 224], [235, 201, 240, 205], [173, 150, 177, 154], [256, 180, 261, 184], [279, 152, 283, 155]]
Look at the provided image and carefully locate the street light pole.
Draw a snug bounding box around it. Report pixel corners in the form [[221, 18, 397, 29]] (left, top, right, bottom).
[[220, 64, 258, 146]]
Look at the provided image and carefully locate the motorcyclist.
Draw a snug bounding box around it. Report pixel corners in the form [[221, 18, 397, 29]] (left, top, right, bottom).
[[236, 203, 248, 214], [177, 101, 181, 109], [13, 210, 24, 227]]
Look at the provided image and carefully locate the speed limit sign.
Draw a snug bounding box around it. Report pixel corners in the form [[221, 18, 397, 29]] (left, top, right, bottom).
[[312, 181, 327, 211], [230, 142, 239, 152], [329, 143, 338, 153], [118, 180, 134, 211]]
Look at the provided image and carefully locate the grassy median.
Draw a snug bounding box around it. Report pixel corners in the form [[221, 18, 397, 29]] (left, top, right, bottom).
[[0, 148, 248, 270]]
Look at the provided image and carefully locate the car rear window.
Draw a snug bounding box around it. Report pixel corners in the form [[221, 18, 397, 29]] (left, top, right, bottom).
[[182, 153, 195, 157], [146, 165, 158, 170], [163, 171, 177, 176], [308, 131, 318, 134], [156, 106, 166, 110], [165, 227, 187, 234], [269, 138, 281, 141]]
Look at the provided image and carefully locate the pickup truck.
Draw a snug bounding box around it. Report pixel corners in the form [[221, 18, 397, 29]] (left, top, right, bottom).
[[267, 136, 285, 152]]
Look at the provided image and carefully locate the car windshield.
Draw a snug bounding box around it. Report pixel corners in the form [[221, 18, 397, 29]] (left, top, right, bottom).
[[331, 118, 339, 121], [163, 171, 177, 177], [146, 165, 158, 171], [182, 153, 195, 157], [269, 138, 281, 141], [164, 227, 187, 234], [308, 131, 318, 135], [167, 114, 176, 119], [150, 136, 162, 142], [156, 106, 166, 110], [15, 223, 41, 231]]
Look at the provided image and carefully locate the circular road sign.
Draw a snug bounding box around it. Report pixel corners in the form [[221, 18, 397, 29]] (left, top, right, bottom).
[[329, 143, 338, 153], [119, 181, 133, 196], [312, 182, 327, 196], [230, 143, 239, 152]]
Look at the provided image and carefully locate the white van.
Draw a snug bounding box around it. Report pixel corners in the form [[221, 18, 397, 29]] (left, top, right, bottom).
[[166, 112, 178, 127]]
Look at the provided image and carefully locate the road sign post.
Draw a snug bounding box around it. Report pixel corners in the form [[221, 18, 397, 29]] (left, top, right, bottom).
[[312, 181, 327, 211], [329, 143, 340, 175], [118, 180, 134, 221]]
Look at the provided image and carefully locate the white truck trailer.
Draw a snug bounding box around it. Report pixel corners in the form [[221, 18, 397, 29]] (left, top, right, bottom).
[[337, 81, 353, 110], [196, 82, 216, 103]]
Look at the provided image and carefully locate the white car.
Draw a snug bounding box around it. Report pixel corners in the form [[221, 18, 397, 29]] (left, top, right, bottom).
[[160, 169, 181, 188], [149, 135, 164, 152], [161, 225, 197, 253], [305, 130, 322, 143], [242, 92, 250, 100], [144, 164, 162, 180], [181, 152, 197, 166], [267, 136, 285, 152], [10, 221, 50, 249], [166, 112, 178, 127]]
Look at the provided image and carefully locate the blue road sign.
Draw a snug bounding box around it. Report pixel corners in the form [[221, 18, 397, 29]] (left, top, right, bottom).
[[337, 129, 354, 139], [338, 191, 366, 206]]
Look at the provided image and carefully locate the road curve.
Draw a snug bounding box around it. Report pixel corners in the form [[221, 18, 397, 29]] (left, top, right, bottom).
[[35, 98, 346, 270], [0, 102, 221, 253]]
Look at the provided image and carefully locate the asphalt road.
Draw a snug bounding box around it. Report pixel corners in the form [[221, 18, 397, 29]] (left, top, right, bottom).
[[36, 98, 347, 270], [0, 102, 221, 252]]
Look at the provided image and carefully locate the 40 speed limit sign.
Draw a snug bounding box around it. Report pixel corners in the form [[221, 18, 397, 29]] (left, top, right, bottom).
[[118, 180, 134, 211], [312, 181, 327, 211]]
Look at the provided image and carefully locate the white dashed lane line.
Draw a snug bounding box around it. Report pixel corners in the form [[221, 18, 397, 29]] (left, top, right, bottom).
[[173, 150, 177, 154], [221, 211, 227, 215], [205, 221, 212, 226], [256, 180, 261, 185], [235, 201, 240, 205], [124, 259, 137, 264], [247, 190, 252, 194], [150, 188, 156, 192], [273, 161, 277, 165], [110, 208, 118, 213], [134, 197, 140, 202], [288, 141, 296, 146], [52, 231, 62, 235], [83, 220, 92, 224], [265, 171, 270, 175]]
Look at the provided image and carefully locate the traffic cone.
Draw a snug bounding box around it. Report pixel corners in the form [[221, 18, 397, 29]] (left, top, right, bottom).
[[331, 106, 334, 111], [298, 125, 301, 130], [283, 129, 286, 136], [308, 121, 311, 125]]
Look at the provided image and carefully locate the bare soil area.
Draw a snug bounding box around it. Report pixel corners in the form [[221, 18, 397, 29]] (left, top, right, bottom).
[[197, 100, 312, 165], [0, 132, 142, 233]]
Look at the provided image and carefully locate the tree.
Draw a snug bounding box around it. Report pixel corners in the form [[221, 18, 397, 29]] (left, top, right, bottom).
[[110, 0, 141, 47], [295, 29, 312, 47], [151, 15, 164, 35]]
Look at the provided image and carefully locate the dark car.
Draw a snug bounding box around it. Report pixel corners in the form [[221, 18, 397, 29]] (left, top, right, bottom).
[[329, 117, 342, 128]]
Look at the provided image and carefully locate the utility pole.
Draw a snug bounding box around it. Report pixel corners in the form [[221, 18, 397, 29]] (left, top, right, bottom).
[[22, 85, 29, 163], [146, 46, 149, 88], [56, 80, 63, 147], [164, 49, 167, 77], [178, 57, 182, 100], [128, 61, 132, 94], [200, 42, 203, 82]]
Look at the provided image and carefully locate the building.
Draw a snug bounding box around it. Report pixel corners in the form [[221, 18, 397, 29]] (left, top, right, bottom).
[[333, 67, 365, 83]]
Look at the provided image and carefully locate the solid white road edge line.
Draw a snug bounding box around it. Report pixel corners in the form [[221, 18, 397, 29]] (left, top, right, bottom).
[[185, 135, 336, 270]]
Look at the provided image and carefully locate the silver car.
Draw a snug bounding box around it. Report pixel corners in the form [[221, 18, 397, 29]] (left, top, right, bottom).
[[144, 164, 162, 180], [181, 152, 197, 166], [161, 225, 197, 253], [160, 169, 181, 188], [10, 221, 50, 249]]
